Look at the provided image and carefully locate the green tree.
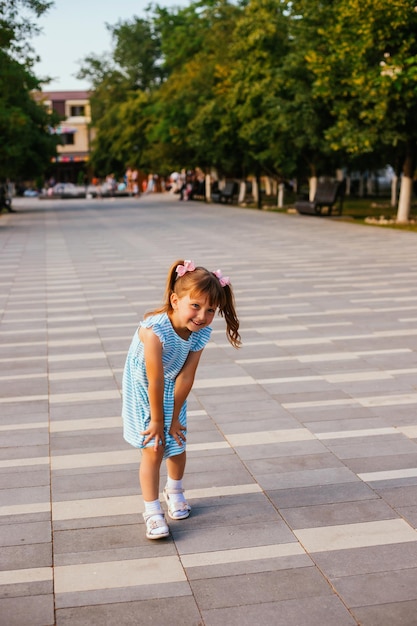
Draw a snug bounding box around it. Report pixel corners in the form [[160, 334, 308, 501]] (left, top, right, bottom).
[[78, 16, 164, 176], [225, 0, 292, 180], [0, 0, 58, 182], [151, 0, 245, 174], [298, 0, 417, 220]]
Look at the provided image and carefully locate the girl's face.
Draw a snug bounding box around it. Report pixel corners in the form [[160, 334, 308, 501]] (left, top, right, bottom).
[[170, 292, 216, 338]]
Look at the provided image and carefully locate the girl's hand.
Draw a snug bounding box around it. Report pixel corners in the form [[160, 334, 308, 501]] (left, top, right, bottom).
[[169, 419, 187, 446], [141, 420, 165, 451]]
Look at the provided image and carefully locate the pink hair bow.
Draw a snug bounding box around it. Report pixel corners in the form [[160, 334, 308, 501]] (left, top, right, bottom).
[[213, 269, 230, 287], [176, 259, 195, 277]]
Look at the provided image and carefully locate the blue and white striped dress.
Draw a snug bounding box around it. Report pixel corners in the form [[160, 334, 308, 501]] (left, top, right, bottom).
[[122, 312, 211, 458]]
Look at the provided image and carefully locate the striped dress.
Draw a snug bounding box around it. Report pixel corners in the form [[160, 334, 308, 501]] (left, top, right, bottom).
[[122, 312, 211, 458]]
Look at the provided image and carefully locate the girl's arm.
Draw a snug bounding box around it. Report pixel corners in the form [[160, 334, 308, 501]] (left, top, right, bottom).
[[170, 349, 203, 445], [140, 326, 165, 451]]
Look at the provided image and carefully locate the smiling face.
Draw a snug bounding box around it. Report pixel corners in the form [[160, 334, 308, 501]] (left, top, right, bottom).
[[169, 292, 216, 339]]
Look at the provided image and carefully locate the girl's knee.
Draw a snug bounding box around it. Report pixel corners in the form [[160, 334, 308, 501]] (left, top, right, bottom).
[[141, 447, 164, 466]]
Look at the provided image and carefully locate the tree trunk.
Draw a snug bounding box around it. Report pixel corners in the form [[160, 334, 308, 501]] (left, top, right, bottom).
[[277, 183, 284, 208], [309, 176, 318, 201], [205, 174, 211, 201], [252, 176, 258, 205], [263, 177, 270, 196], [238, 181, 246, 203], [397, 177, 413, 223], [396, 142, 416, 223], [256, 171, 262, 209], [391, 175, 398, 208]]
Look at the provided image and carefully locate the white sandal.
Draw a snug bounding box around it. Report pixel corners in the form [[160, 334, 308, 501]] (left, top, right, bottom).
[[163, 487, 191, 520], [143, 513, 170, 539]]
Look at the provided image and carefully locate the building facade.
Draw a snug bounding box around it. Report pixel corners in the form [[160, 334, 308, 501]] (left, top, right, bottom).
[[37, 90, 94, 183]]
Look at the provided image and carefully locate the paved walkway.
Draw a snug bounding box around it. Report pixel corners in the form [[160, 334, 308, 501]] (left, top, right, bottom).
[[1, 193, 417, 625]]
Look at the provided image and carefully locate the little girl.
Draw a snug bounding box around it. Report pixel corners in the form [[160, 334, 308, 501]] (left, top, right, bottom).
[[122, 259, 241, 539]]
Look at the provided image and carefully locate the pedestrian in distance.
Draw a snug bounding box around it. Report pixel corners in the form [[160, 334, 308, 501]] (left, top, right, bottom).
[[122, 259, 241, 539]]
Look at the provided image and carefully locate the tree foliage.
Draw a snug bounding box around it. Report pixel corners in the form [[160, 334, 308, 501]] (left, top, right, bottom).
[[295, 0, 417, 217], [0, 0, 58, 181], [79, 0, 417, 217], [151, 0, 245, 174]]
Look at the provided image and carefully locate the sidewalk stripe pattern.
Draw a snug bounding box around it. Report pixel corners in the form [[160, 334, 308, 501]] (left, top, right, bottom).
[[1, 195, 417, 625]]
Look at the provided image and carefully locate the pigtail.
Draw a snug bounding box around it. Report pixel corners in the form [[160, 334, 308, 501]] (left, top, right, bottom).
[[165, 259, 183, 302], [145, 259, 183, 318], [220, 284, 241, 349]]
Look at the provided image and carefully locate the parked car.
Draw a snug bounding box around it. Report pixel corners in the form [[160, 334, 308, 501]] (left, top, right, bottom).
[[41, 183, 87, 199], [23, 188, 39, 197]]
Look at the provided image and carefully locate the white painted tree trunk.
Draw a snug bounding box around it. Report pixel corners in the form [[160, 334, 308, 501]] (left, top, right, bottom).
[[391, 175, 398, 208], [252, 177, 259, 203], [277, 183, 284, 208], [238, 181, 246, 203], [205, 174, 211, 201], [264, 177, 272, 196], [309, 176, 318, 202], [396, 176, 413, 223]]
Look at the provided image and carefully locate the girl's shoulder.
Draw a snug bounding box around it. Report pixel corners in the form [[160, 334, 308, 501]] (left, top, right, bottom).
[[141, 312, 167, 328], [140, 312, 172, 345]]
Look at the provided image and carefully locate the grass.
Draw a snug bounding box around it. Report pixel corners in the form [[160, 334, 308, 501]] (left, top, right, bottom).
[[258, 194, 417, 232]]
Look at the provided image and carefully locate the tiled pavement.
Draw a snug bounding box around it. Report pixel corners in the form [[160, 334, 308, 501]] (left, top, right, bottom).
[[1, 193, 417, 626]]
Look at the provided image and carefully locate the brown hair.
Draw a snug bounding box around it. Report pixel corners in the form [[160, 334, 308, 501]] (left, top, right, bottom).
[[146, 259, 241, 348]]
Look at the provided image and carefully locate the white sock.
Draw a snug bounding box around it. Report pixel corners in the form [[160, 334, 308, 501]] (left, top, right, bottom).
[[144, 499, 163, 517], [166, 477, 186, 504]]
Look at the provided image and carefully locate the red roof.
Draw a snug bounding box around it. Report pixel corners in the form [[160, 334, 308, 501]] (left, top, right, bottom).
[[38, 90, 91, 100]]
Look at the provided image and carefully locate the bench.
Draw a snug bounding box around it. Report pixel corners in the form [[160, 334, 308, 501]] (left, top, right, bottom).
[[211, 181, 237, 204], [295, 180, 345, 216]]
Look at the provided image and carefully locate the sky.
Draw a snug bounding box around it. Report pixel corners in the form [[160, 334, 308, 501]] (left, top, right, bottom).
[[33, 0, 186, 91]]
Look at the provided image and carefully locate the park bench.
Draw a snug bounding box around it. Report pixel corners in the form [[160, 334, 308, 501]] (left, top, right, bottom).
[[295, 180, 345, 216], [211, 181, 238, 204]]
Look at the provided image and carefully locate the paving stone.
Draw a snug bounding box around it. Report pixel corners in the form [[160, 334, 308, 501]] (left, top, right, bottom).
[[172, 519, 296, 554], [269, 481, 378, 509], [0, 595, 55, 626], [190, 567, 333, 609], [0, 468, 50, 489], [55, 595, 202, 626], [280, 498, 399, 529], [0, 521, 51, 547], [332, 567, 417, 607], [201, 595, 357, 626], [0, 485, 50, 506], [352, 599, 417, 626], [0, 543, 52, 570], [257, 466, 358, 491], [312, 541, 417, 577]]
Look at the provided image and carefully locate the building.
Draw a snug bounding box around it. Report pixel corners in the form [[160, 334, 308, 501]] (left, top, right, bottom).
[[37, 90, 94, 183]]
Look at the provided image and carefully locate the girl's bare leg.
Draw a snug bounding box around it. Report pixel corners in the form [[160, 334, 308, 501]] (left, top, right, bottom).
[[166, 451, 186, 480], [139, 446, 164, 501]]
